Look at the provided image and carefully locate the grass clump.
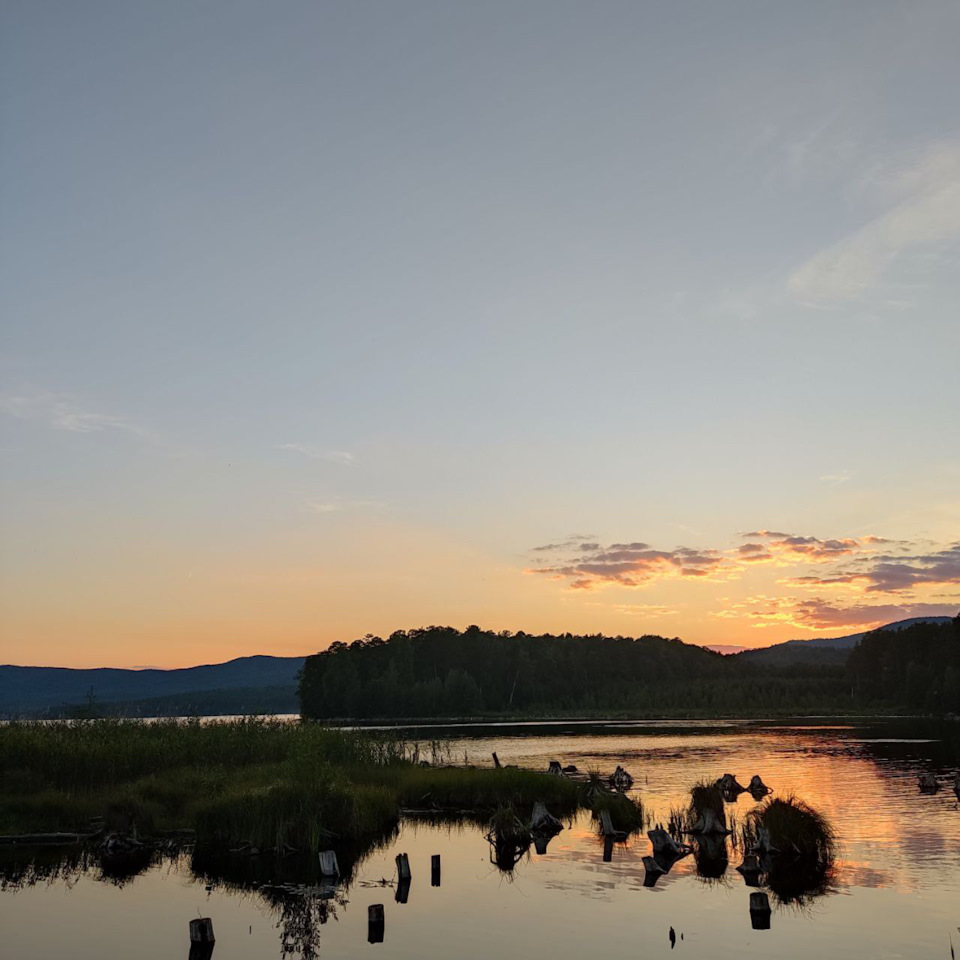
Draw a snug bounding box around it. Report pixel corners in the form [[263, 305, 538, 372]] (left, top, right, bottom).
[[746, 795, 835, 860], [689, 781, 725, 826]]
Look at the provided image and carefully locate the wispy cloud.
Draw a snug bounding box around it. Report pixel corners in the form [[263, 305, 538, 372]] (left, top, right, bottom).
[[1, 389, 149, 437], [303, 497, 384, 514], [819, 472, 851, 486], [788, 142, 960, 303], [280, 443, 355, 465]]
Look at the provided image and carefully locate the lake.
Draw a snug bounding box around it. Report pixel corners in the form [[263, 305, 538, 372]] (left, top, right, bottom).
[[2, 718, 959, 959]]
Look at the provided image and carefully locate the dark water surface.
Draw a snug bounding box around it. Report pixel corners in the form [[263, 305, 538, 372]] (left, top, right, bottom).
[[3, 719, 959, 959]]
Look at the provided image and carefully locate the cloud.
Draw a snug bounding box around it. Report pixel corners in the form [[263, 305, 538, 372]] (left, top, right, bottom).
[[304, 497, 384, 514], [527, 529, 931, 595], [1, 389, 148, 437], [785, 542, 960, 594], [714, 595, 959, 633], [527, 540, 737, 590], [819, 472, 851, 485], [280, 443, 355, 465], [788, 142, 960, 303]]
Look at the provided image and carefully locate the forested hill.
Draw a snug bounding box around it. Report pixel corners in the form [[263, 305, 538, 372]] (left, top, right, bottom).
[[297, 626, 849, 719], [0, 656, 304, 716]]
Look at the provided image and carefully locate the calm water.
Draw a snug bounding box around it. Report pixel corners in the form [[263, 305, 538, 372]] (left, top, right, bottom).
[[2, 719, 959, 959]]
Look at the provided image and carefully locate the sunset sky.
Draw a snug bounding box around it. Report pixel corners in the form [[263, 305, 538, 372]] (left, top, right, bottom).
[[2, 1, 958, 668]]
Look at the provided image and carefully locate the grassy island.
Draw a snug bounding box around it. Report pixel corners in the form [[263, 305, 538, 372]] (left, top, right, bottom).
[[0, 719, 581, 853]]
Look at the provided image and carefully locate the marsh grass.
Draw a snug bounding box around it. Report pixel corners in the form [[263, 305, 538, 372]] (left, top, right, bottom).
[[745, 795, 836, 860], [0, 719, 581, 851]]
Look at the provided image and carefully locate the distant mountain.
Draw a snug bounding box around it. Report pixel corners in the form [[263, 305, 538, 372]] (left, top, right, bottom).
[[0, 655, 305, 716], [736, 616, 956, 666]]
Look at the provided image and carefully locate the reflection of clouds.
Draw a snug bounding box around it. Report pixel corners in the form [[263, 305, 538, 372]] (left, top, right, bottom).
[[834, 859, 895, 890]]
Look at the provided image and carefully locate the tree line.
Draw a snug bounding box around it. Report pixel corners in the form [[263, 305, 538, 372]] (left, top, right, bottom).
[[297, 624, 867, 719]]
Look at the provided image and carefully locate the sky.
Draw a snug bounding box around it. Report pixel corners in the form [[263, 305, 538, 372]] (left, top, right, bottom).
[[1, 1, 959, 668]]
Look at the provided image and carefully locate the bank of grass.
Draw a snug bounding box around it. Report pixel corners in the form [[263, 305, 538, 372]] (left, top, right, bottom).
[[0, 719, 580, 850]]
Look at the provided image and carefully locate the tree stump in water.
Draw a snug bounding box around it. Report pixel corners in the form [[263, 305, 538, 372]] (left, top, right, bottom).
[[918, 773, 939, 793], [748, 775, 771, 798], [609, 765, 634, 791], [547, 760, 564, 776], [691, 806, 730, 835], [716, 773, 746, 796], [642, 855, 666, 885], [647, 827, 689, 857], [530, 802, 563, 836], [318, 850, 339, 877]]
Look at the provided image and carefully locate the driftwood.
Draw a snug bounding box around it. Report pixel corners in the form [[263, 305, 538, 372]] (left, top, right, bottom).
[[748, 775, 772, 798], [318, 850, 339, 877], [368, 904, 385, 943], [690, 806, 730, 836], [749, 891, 771, 930], [918, 773, 939, 793]]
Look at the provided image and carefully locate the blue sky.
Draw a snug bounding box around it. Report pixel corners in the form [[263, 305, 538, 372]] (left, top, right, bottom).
[[2, 1, 958, 666]]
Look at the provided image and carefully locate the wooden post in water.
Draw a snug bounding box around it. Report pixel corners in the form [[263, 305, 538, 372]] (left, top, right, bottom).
[[368, 904, 385, 943], [189, 919, 215, 944], [749, 891, 771, 930], [492, 752, 501, 769], [188, 918, 215, 959], [431, 854, 441, 887], [395, 852, 411, 880]]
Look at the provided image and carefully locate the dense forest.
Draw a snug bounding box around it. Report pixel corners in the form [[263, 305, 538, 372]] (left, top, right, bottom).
[[298, 625, 854, 719], [847, 618, 960, 714]]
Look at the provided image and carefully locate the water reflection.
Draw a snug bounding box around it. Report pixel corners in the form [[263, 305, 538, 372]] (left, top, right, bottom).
[[2, 719, 959, 960]]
